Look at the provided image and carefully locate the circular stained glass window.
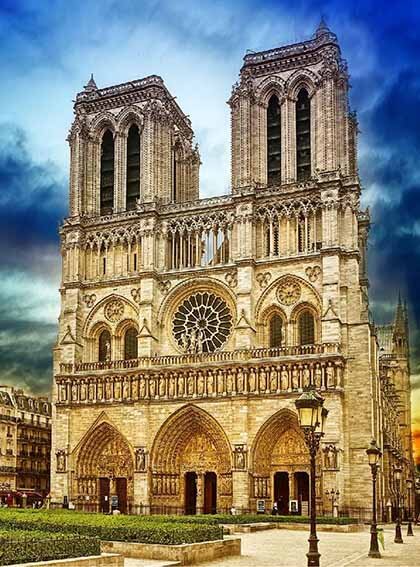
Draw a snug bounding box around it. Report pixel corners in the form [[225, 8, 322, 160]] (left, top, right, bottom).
[[173, 292, 233, 354]]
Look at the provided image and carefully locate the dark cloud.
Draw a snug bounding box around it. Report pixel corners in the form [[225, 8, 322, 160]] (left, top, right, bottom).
[[0, 124, 63, 395], [0, 124, 65, 271]]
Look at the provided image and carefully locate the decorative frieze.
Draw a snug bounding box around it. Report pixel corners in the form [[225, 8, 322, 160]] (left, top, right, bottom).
[[56, 358, 343, 406]]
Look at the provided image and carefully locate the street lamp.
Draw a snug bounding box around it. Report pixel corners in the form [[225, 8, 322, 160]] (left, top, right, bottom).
[[393, 464, 403, 544], [366, 439, 381, 558], [406, 477, 414, 536], [295, 387, 328, 567]]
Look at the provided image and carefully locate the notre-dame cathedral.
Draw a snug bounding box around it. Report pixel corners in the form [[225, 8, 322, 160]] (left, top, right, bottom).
[[51, 21, 414, 519]]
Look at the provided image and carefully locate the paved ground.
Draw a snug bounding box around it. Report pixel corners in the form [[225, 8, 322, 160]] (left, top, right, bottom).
[[123, 525, 420, 567]]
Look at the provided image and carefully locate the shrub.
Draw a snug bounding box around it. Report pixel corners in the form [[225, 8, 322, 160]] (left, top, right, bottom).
[[0, 509, 223, 545], [0, 528, 99, 565], [193, 513, 357, 525]]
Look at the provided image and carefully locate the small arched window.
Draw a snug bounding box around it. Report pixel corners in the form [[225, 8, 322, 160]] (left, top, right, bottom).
[[98, 329, 111, 362], [126, 124, 141, 210], [267, 95, 281, 185], [296, 88, 311, 182], [100, 130, 115, 215], [124, 327, 138, 360], [298, 310, 315, 345], [270, 314, 283, 348]]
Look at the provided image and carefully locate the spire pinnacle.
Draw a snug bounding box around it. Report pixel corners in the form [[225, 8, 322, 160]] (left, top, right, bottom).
[[315, 16, 330, 37], [84, 73, 98, 92]]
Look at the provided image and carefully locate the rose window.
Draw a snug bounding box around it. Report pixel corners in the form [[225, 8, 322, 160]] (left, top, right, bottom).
[[173, 292, 233, 353]]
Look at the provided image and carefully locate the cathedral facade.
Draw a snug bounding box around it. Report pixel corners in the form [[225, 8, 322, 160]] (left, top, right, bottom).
[[51, 21, 414, 518]]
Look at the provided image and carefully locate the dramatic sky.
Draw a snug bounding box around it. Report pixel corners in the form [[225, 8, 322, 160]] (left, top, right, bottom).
[[0, 0, 419, 461]]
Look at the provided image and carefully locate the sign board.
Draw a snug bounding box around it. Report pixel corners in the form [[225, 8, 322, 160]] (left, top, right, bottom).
[[111, 495, 119, 509], [256, 499, 266, 514], [301, 501, 309, 516]]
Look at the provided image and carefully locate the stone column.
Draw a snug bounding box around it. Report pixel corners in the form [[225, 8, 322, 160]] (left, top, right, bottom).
[[232, 471, 249, 513]]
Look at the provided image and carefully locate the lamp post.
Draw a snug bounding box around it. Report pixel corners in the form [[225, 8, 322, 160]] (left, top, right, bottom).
[[406, 477, 414, 536], [366, 439, 381, 558], [295, 387, 328, 567], [393, 464, 403, 543]]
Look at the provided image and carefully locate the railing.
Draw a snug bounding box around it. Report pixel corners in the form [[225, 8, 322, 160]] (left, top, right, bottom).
[[0, 414, 18, 423], [60, 343, 341, 374]]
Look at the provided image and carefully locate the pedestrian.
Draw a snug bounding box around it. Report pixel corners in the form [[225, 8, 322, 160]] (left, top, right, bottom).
[[271, 501, 278, 516]]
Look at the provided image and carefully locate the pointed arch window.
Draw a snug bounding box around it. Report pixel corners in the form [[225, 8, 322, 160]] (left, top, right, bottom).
[[296, 88, 311, 181], [98, 329, 111, 362], [100, 130, 115, 215], [269, 314, 283, 348], [124, 326, 138, 360], [267, 95, 281, 185], [298, 310, 315, 345], [126, 124, 141, 210]]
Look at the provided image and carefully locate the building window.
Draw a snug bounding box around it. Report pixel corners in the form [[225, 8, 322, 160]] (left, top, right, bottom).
[[298, 310, 315, 345], [126, 124, 140, 210], [100, 129, 115, 215], [98, 329, 111, 362], [269, 314, 283, 348], [124, 327, 138, 360], [267, 95, 281, 185], [296, 88, 311, 181]]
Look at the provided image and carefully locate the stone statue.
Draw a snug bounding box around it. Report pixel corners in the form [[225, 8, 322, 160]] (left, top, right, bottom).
[[259, 367, 267, 392], [303, 365, 310, 388], [159, 374, 166, 397], [88, 382, 95, 401], [315, 364, 322, 389], [187, 372, 195, 395], [149, 377, 156, 398], [197, 371, 204, 395], [181, 332, 189, 352], [217, 369, 224, 394], [136, 448, 146, 471], [207, 371, 214, 395], [281, 366, 289, 391], [114, 380, 121, 399], [326, 363, 335, 388], [60, 384, 67, 402], [237, 368, 244, 393], [270, 367, 277, 392], [197, 329, 204, 354], [292, 366, 299, 390], [80, 382, 86, 401], [57, 451, 66, 472], [189, 328, 197, 353], [226, 369, 233, 394], [178, 374, 185, 396], [71, 383, 78, 401], [123, 379, 130, 399], [105, 340, 111, 361], [169, 375, 175, 397], [248, 368, 256, 392]]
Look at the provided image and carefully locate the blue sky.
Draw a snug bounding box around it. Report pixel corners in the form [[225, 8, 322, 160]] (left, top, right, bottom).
[[0, 0, 419, 450]]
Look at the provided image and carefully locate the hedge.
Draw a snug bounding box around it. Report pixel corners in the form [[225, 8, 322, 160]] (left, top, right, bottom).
[[0, 509, 223, 545], [193, 513, 358, 525], [0, 528, 99, 566]]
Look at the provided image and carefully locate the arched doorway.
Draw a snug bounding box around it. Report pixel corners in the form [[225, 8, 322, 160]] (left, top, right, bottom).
[[251, 408, 311, 515], [75, 422, 134, 513], [150, 405, 232, 514]]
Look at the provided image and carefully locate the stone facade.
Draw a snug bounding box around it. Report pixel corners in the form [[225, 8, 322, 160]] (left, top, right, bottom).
[[51, 21, 414, 518], [0, 385, 51, 504]]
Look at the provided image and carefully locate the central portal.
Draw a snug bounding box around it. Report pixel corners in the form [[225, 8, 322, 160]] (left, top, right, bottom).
[[99, 477, 110, 513], [274, 471, 289, 514], [185, 472, 197, 515], [203, 472, 217, 514]]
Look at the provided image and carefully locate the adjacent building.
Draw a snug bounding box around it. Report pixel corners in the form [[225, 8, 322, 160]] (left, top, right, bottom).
[[0, 386, 51, 505], [51, 21, 414, 518]]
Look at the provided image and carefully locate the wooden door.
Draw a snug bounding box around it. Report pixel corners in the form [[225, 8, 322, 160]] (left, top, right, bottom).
[[204, 472, 217, 514], [184, 472, 197, 515], [99, 477, 110, 514], [116, 478, 127, 514]]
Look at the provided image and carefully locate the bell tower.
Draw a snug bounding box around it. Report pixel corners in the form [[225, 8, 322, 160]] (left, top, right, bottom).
[[68, 74, 200, 218], [228, 19, 357, 191]]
